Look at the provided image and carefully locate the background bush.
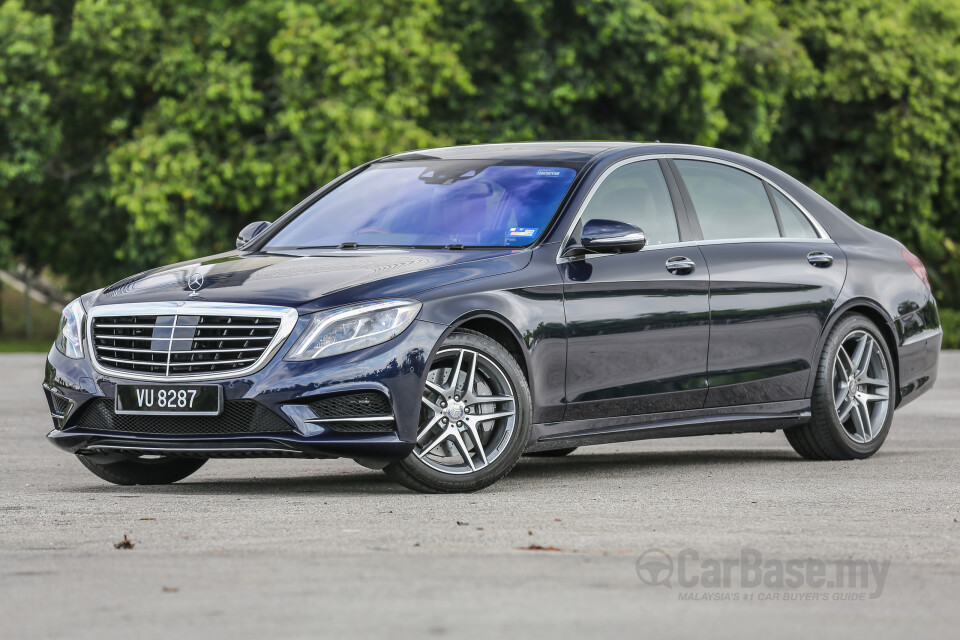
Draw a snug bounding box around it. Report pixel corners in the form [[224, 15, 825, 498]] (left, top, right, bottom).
[[1, 0, 958, 345]]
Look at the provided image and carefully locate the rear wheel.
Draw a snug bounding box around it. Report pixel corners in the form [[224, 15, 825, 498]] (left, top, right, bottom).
[[785, 314, 895, 460], [77, 453, 207, 485], [384, 330, 531, 493]]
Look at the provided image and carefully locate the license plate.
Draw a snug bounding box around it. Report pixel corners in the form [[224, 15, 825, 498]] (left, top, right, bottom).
[[115, 384, 222, 416]]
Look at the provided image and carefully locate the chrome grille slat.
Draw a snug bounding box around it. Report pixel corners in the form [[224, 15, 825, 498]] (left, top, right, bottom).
[[96, 345, 267, 354], [89, 303, 297, 380], [94, 334, 273, 342], [97, 323, 279, 330]]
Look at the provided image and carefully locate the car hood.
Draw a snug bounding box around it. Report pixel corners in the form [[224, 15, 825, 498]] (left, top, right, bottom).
[[92, 248, 531, 311]]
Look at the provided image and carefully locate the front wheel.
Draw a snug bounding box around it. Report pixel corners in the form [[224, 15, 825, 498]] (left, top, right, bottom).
[[384, 330, 532, 493], [785, 314, 895, 460], [77, 453, 207, 485]]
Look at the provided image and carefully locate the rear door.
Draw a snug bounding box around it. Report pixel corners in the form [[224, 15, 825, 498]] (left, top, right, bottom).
[[670, 158, 847, 408], [559, 159, 710, 421]]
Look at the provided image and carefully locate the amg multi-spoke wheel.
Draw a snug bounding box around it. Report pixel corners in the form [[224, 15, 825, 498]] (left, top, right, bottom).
[[76, 454, 206, 485], [384, 330, 531, 493], [785, 314, 896, 460], [832, 330, 890, 443]]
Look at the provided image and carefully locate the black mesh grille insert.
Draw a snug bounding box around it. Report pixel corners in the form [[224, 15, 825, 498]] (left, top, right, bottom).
[[71, 398, 293, 435], [50, 393, 71, 416], [308, 392, 391, 418], [307, 392, 394, 433], [321, 420, 395, 433]]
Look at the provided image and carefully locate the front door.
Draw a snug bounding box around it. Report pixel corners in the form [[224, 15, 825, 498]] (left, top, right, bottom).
[[560, 159, 710, 421]]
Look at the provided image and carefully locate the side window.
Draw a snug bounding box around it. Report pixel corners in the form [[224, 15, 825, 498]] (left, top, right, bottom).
[[674, 160, 780, 240], [579, 160, 680, 245], [772, 189, 818, 238]]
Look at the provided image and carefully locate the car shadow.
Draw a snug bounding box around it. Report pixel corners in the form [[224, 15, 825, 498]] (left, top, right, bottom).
[[61, 448, 807, 496], [511, 448, 804, 480]]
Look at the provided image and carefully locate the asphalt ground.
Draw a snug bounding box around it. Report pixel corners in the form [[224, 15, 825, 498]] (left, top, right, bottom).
[[1, 352, 957, 639]]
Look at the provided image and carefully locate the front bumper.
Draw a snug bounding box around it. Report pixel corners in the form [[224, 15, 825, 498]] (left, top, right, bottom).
[[44, 319, 447, 462]]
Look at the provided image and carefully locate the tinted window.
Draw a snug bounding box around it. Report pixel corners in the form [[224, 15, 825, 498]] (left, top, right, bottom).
[[579, 160, 679, 245], [266, 162, 577, 249], [675, 160, 779, 240], [772, 189, 818, 238]]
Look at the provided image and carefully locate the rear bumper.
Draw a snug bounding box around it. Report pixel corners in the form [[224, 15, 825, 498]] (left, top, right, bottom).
[[896, 326, 941, 408]]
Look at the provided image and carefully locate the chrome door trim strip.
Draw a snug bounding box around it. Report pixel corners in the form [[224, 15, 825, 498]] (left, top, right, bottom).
[[556, 154, 831, 264], [86, 301, 299, 382]]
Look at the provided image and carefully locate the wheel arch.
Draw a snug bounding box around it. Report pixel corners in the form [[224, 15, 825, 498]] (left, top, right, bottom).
[[432, 311, 534, 391], [807, 298, 901, 405]]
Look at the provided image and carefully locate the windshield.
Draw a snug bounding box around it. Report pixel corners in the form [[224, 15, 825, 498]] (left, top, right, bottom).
[[264, 161, 579, 249]]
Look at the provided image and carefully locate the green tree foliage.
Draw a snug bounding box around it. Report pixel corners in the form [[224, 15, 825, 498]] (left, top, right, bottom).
[[0, 0, 60, 268], [1, 0, 959, 316], [437, 0, 813, 154], [1, 0, 469, 289], [769, 0, 960, 301]]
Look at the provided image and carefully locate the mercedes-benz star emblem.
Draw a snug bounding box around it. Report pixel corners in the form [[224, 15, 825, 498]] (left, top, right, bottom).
[[187, 272, 204, 292]]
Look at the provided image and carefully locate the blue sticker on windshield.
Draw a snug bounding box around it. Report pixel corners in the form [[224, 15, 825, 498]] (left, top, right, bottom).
[[535, 169, 563, 177], [508, 227, 538, 237]]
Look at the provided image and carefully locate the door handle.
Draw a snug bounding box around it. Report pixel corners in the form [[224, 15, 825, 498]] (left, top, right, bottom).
[[665, 256, 696, 275], [807, 251, 834, 267]]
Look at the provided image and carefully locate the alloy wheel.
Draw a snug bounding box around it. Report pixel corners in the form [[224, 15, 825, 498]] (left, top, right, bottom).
[[415, 348, 517, 475], [832, 329, 890, 444]]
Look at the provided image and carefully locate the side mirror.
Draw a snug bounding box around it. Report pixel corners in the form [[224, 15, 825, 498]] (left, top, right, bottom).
[[562, 219, 646, 258], [236, 221, 271, 249]]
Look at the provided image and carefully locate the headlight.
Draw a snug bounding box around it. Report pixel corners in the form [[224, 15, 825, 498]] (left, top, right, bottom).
[[285, 299, 421, 360], [56, 298, 86, 359]]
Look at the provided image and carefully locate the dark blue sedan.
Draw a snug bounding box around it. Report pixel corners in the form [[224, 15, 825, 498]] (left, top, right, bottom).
[[43, 142, 942, 492]]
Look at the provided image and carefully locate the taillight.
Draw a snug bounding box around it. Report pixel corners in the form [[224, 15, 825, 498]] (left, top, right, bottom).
[[901, 248, 931, 290]]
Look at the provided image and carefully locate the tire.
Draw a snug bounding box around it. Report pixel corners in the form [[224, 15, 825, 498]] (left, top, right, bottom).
[[525, 447, 578, 457], [384, 329, 532, 493], [77, 454, 207, 485], [785, 313, 896, 460]]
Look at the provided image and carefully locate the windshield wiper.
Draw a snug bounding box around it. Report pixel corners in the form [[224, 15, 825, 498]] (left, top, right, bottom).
[[338, 241, 359, 250]]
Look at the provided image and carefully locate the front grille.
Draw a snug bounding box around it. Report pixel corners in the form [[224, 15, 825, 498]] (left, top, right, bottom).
[[308, 392, 395, 433], [71, 398, 294, 435], [92, 314, 282, 376]]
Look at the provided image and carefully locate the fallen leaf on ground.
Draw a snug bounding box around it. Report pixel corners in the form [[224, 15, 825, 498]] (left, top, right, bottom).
[[162, 587, 179, 593], [114, 535, 134, 550], [140, 517, 156, 521], [520, 544, 565, 552]]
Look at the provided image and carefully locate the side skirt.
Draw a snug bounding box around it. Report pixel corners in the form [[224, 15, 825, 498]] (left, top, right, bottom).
[[526, 400, 810, 452]]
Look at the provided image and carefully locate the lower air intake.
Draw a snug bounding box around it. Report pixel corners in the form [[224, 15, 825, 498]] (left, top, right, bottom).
[[71, 398, 294, 435], [307, 392, 395, 433]]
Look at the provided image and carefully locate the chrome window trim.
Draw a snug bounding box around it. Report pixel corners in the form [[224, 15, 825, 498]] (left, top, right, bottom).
[[86, 301, 299, 382], [556, 154, 831, 264]]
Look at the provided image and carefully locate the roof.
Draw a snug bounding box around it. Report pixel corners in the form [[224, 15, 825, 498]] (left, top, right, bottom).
[[382, 141, 644, 163]]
